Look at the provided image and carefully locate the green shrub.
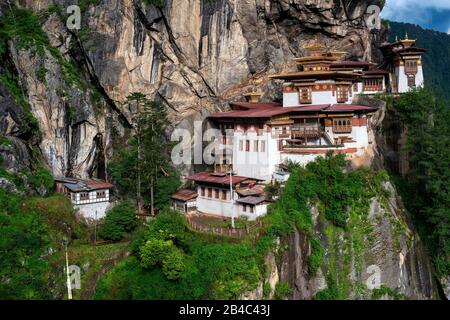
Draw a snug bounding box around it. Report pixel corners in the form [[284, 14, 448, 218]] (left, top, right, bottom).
[[262, 283, 271, 298], [308, 237, 324, 276], [274, 281, 293, 300], [99, 201, 137, 241], [162, 247, 185, 280], [0, 136, 12, 146], [140, 239, 172, 269], [27, 167, 54, 193], [313, 287, 339, 300], [371, 286, 404, 300]]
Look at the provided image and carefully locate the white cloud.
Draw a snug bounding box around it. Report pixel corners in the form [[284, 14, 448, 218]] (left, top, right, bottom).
[[381, 0, 450, 31]]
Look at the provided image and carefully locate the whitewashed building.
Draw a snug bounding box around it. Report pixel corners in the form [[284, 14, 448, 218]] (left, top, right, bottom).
[[170, 189, 197, 214], [177, 172, 269, 221], [172, 37, 426, 220], [380, 36, 426, 93], [55, 177, 114, 220]]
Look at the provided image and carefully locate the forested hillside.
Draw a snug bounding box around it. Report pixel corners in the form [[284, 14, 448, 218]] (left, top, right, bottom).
[[388, 21, 450, 101]]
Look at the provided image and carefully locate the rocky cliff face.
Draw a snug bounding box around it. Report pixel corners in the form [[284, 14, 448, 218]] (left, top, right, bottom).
[[277, 183, 436, 300], [2, 0, 386, 179]]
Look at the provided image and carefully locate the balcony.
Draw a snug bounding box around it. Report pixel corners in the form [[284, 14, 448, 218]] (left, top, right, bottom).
[[290, 126, 322, 138]]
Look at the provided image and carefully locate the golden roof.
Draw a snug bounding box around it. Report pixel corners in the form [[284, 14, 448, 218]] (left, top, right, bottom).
[[400, 32, 416, 43]]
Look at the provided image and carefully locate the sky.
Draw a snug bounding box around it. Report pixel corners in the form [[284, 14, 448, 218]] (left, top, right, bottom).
[[381, 0, 450, 33]]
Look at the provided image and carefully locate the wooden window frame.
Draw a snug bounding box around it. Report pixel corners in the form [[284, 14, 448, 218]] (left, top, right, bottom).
[[201, 187, 205, 197], [405, 60, 418, 74], [245, 140, 250, 152], [239, 140, 243, 151], [243, 204, 247, 212], [250, 206, 254, 214], [332, 118, 352, 134], [222, 190, 227, 200], [254, 141, 258, 152], [207, 188, 212, 198], [363, 78, 383, 92], [214, 189, 219, 199], [336, 86, 349, 103], [299, 87, 312, 104]]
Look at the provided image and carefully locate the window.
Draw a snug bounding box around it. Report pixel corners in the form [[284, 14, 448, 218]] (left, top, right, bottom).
[[407, 75, 416, 88], [405, 60, 418, 74], [333, 118, 352, 133], [96, 191, 106, 199], [250, 206, 254, 214], [363, 78, 383, 92], [282, 127, 287, 136], [222, 191, 227, 200], [208, 188, 212, 198], [80, 193, 89, 200], [214, 189, 219, 199], [337, 86, 349, 103], [299, 87, 312, 104], [201, 187, 205, 197], [254, 141, 258, 152], [245, 140, 250, 152], [243, 204, 247, 212], [239, 140, 243, 151], [261, 141, 266, 152]]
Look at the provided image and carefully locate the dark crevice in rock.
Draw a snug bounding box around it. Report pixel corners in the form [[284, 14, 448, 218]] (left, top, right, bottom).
[[156, 91, 177, 112], [67, 30, 133, 129]]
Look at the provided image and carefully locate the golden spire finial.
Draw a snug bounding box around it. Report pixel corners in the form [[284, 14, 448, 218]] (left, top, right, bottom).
[[395, 35, 398, 42], [405, 32, 409, 40]]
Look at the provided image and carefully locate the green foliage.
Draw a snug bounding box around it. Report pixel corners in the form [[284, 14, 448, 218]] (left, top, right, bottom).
[[162, 246, 185, 280], [98, 201, 137, 241], [0, 190, 78, 299], [382, 87, 450, 276], [0, 136, 12, 146], [140, 239, 172, 269], [313, 287, 339, 300], [27, 166, 54, 193], [273, 281, 293, 299], [109, 94, 181, 210], [371, 286, 404, 300], [262, 282, 271, 298], [94, 209, 261, 299], [308, 237, 324, 276]]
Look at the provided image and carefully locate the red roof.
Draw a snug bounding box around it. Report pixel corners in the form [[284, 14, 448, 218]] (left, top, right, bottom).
[[171, 189, 198, 201], [230, 102, 282, 110], [209, 104, 376, 119], [325, 104, 377, 112], [186, 172, 254, 186], [84, 179, 114, 190]]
